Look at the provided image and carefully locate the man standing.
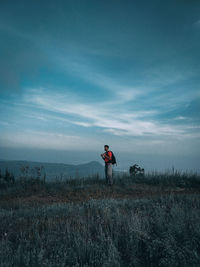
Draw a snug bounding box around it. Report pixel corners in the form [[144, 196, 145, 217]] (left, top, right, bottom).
[[101, 145, 113, 185]]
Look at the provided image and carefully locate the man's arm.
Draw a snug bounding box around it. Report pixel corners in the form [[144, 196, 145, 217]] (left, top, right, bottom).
[[101, 153, 106, 160], [104, 151, 112, 160]]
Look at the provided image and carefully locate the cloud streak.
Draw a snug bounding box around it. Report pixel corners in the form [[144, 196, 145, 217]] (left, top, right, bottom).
[[0, 129, 101, 150], [21, 88, 194, 139]]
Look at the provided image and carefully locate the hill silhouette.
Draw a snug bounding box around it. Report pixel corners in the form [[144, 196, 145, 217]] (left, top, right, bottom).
[[0, 159, 104, 180]]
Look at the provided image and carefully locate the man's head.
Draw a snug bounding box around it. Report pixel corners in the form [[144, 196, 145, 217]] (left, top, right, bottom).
[[104, 145, 109, 151]]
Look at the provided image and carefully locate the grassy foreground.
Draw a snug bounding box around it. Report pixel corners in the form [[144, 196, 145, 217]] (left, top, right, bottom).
[[0, 173, 200, 266]]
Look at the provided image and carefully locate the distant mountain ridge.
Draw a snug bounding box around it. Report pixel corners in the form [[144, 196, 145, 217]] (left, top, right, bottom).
[[0, 159, 105, 180]]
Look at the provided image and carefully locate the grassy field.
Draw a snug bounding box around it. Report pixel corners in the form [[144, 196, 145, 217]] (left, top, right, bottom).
[[0, 172, 200, 266]]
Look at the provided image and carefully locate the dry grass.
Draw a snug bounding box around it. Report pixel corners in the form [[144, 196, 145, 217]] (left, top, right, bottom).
[[0, 182, 199, 209]]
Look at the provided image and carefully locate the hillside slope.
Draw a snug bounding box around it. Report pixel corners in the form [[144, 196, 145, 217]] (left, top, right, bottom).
[[0, 159, 105, 180]]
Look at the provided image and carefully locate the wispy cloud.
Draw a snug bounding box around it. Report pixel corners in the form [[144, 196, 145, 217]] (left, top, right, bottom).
[[52, 51, 198, 114], [24, 111, 92, 128], [173, 116, 188, 121], [21, 88, 193, 139], [57, 57, 144, 103], [0, 129, 101, 150], [194, 19, 200, 26]]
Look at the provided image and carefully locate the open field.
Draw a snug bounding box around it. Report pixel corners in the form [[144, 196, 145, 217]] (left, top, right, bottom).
[[0, 172, 200, 209], [1, 173, 200, 266]]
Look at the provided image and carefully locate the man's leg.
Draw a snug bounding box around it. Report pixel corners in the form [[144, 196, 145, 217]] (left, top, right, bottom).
[[107, 163, 113, 185], [105, 164, 108, 184]]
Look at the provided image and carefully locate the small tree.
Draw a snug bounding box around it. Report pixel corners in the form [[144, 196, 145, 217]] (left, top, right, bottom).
[[4, 168, 11, 182], [9, 173, 15, 184], [0, 168, 15, 185], [43, 172, 46, 183], [35, 166, 41, 181]]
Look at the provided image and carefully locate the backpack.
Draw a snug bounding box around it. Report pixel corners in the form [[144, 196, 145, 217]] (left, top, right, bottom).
[[107, 151, 117, 165]]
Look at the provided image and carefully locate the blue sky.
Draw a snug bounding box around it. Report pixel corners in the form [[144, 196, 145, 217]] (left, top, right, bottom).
[[0, 0, 200, 172]]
